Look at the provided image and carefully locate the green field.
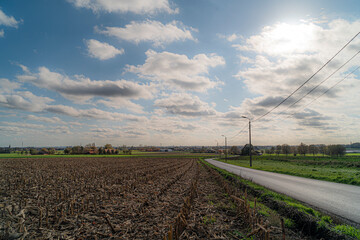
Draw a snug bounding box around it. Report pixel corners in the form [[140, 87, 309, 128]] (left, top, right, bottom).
[[218, 154, 360, 186]]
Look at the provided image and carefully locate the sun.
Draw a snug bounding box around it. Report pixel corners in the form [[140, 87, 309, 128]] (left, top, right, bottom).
[[265, 22, 316, 55]]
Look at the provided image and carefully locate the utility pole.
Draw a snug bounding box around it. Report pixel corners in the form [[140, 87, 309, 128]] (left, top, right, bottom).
[[242, 116, 252, 167], [221, 135, 227, 161], [225, 136, 227, 161]]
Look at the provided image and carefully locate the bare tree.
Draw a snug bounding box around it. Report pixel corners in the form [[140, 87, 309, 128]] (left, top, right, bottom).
[[275, 145, 282, 156], [308, 145, 318, 156], [327, 145, 346, 157], [298, 143, 308, 156], [318, 144, 326, 157], [281, 144, 291, 156]]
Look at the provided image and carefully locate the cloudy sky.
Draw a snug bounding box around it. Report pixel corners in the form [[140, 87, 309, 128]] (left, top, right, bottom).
[[1, 0, 360, 147]]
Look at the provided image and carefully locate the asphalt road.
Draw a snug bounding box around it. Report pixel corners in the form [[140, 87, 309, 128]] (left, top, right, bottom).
[[205, 158, 360, 225]]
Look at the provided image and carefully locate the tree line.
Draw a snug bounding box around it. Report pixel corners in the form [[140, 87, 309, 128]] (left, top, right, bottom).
[[64, 143, 132, 155], [264, 143, 346, 157], [25, 143, 132, 155], [227, 143, 346, 157]]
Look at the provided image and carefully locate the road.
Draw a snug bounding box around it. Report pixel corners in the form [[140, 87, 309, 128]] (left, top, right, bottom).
[[205, 158, 360, 225]]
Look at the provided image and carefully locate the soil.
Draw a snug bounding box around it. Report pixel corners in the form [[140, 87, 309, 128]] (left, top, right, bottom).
[[0, 157, 318, 239]]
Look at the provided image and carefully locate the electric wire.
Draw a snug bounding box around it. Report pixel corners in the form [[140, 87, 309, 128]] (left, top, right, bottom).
[[258, 65, 360, 128], [285, 65, 360, 120], [268, 50, 360, 122], [229, 123, 248, 140], [253, 31, 360, 123]]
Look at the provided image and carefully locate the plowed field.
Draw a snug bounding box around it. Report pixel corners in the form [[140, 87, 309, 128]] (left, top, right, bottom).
[[0, 157, 304, 239]]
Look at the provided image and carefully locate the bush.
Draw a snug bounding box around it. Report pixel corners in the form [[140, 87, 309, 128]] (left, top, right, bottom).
[[30, 148, 39, 155]]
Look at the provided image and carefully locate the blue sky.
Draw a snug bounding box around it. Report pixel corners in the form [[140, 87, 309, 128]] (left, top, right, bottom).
[[1, 0, 360, 147]]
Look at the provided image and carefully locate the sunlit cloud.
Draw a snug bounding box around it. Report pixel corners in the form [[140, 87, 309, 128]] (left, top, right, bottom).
[[86, 39, 124, 60], [68, 0, 178, 14], [127, 50, 225, 91], [96, 20, 196, 47]]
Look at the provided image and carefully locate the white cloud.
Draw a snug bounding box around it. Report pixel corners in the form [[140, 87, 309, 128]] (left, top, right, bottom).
[[25, 114, 65, 124], [233, 20, 360, 57], [0, 78, 21, 93], [68, 0, 178, 14], [0, 9, 20, 28], [97, 20, 196, 47], [154, 93, 217, 117], [0, 93, 148, 122], [44, 104, 148, 122], [0, 91, 54, 112], [218, 33, 243, 42], [1, 121, 44, 129], [46, 126, 71, 134], [97, 99, 145, 114], [17, 66, 154, 102], [86, 39, 124, 60], [127, 50, 225, 91], [0, 29, 4, 38]]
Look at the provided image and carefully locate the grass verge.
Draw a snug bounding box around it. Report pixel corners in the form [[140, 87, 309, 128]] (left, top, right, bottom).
[[217, 157, 360, 186]]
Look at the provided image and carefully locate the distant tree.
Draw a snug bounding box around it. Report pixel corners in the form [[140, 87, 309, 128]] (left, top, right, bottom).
[[104, 144, 113, 149], [71, 146, 83, 154], [291, 146, 297, 156], [308, 145, 318, 156], [41, 148, 49, 154], [281, 144, 291, 156], [84, 143, 98, 154], [30, 148, 39, 155], [91, 146, 99, 154], [98, 147, 104, 155], [123, 148, 132, 155], [275, 145, 282, 156], [229, 146, 240, 155], [64, 147, 72, 154], [270, 146, 275, 154], [298, 143, 308, 156], [351, 142, 360, 148], [48, 148, 56, 155], [318, 144, 326, 157], [241, 144, 253, 156], [327, 144, 346, 157]]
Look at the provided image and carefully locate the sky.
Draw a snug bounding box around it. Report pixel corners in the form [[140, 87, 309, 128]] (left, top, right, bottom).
[[1, 0, 360, 147]]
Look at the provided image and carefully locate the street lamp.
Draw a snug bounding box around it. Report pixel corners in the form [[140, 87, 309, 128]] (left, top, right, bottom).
[[242, 116, 252, 167], [221, 135, 227, 161]]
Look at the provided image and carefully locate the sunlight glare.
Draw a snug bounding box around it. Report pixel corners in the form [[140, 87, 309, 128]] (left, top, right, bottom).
[[266, 23, 316, 55]]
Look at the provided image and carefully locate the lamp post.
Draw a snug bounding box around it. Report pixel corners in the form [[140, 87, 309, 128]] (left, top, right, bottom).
[[221, 135, 227, 161], [242, 116, 252, 167]]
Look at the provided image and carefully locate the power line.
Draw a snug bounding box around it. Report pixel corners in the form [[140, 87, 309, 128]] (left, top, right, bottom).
[[273, 50, 360, 119], [262, 65, 359, 126], [253, 31, 360, 123], [229, 123, 248, 140], [286, 65, 360, 120]]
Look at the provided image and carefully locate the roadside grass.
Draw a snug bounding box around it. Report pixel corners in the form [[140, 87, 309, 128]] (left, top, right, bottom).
[[200, 158, 360, 239], [218, 156, 360, 186], [333, 225, 360, 239]]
